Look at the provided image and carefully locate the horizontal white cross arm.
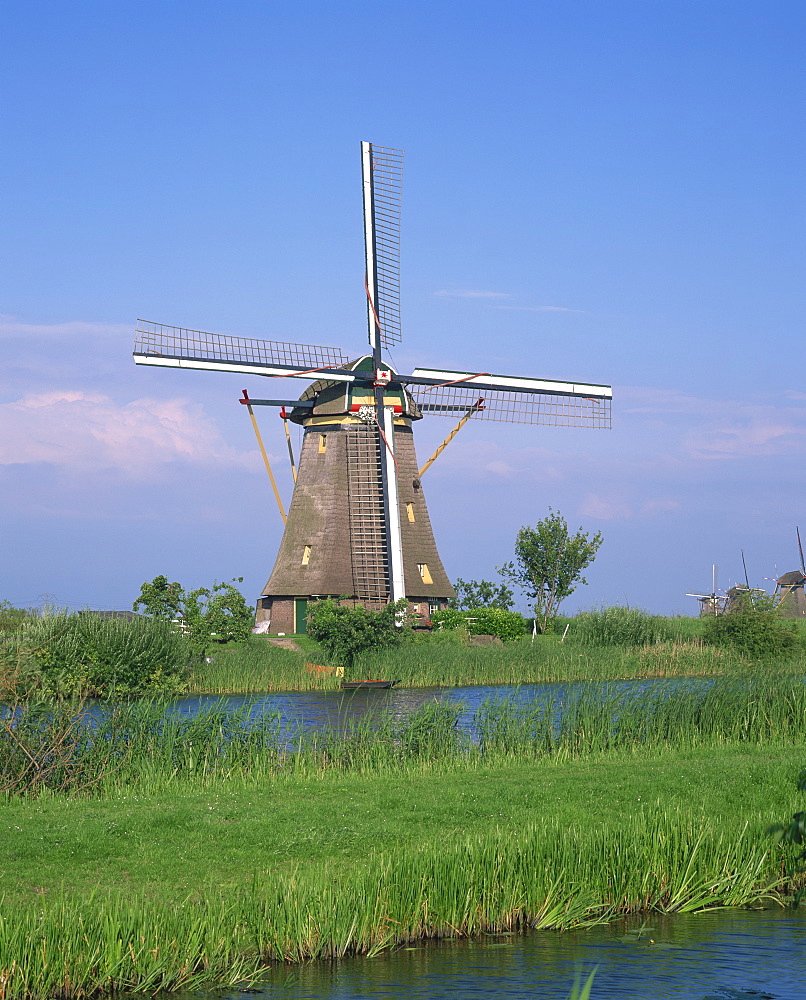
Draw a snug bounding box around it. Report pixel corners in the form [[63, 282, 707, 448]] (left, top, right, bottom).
[[133, 353, 357, 383], [409, 368, 612, 399]]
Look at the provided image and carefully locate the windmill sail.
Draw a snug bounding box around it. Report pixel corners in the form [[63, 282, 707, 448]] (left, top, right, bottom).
[[362, 142, 404, 352], [134, 320, 352, 380], [408, 368, 612, 428]]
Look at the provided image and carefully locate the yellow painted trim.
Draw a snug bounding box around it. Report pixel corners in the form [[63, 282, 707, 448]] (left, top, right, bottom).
[[301, 545, 311, 566], [318, 433, 327, 453], [406, 502, 416, 523], [417, 563, 433, 585]]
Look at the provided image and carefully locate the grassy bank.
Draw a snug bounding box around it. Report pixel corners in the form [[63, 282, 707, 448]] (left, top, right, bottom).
[[3, 674, 806, 996], [186, 628, 806, 693]]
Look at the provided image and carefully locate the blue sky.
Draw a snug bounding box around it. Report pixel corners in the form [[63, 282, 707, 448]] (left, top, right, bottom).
[[2, 1, 804, 615]]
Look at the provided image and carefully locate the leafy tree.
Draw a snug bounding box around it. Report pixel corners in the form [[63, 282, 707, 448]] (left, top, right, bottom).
[[306, 598, 408, 672], [498, 509, 603, 633], [184, 580, 254, 645], [132, 575, 184, 619], [449, 578, 514, 611], [133, 575, 254, 650]]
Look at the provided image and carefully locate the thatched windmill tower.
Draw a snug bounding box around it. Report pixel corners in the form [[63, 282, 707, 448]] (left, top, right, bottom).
[[134, 142, 612, 633], [775, 571, 806, 618]]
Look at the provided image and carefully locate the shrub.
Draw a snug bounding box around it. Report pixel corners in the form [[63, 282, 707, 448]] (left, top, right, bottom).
[[0, 600, 36, 634], [702, 594, 797, 658], [571, 605, 676, 647], [22, 613, 190, 698], [431, 607, 526, 643], [306, 598, 407, 671]]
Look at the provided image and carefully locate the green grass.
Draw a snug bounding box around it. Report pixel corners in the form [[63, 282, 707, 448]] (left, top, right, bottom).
[[5, 673, 806, 996], [0, 743, 802, 997]]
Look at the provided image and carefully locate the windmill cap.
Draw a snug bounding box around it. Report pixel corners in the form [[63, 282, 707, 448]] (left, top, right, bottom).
[[777, 570, 806, 586]]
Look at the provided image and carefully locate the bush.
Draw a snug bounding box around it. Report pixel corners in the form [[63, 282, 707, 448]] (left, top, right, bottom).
[[306, 598, 407, 671], [702, 594, 797, 658], [431, 607, 526, 643], [571, 606, 676, 647], [0, 600, 36, 634], [21, 613, 190, 698]]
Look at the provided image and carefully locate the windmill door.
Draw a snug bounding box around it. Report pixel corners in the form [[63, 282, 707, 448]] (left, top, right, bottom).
[[294, 599, 308, 634]]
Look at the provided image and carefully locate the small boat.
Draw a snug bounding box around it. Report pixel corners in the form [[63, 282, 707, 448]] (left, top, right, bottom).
[[340, 679, 401, 690]]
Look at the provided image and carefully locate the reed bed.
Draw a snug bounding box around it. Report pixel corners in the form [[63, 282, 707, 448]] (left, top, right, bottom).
[[4, 672, 806, 797], [0, 810, 787, 999], [185, 631, 806, 694]]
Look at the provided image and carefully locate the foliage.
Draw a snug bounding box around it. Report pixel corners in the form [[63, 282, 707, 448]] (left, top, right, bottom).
[[306, 598, 408, 671], [134, 575, 254, 650], [769, 769, 806, 907], [572, 605, 676, 647], [431, 606, 526, 642], [449, 578, 515, 611], [498, 509, 603, 632], [183, 580, 254, 645], [132, 574, 184, 619], [702, 592, 797, 658], [21, 613, 190, 698], [0, 599, 36, 634]]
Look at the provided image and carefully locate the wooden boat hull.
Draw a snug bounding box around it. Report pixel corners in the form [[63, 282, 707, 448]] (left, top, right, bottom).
[[340, 679, 401, 690]]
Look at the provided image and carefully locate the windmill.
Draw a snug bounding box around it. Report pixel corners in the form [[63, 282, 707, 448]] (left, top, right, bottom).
[[134, 142, 613, 635], [773, 528, 806, 619], [686, 564, 727, 615]]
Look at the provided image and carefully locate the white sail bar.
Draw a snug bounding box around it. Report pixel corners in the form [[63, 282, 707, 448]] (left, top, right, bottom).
[[133, 320, 355, 382], [382, 406, 406, 604], [361, 142, 404, 353], [409, 367, 612, 399]]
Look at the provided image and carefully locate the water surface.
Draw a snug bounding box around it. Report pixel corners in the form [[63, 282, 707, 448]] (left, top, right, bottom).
[[185, 908, 806, 999]]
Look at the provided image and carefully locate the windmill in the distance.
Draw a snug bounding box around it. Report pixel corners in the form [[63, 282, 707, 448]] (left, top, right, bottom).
[[686, 564, 728, 615], [134, 142, 613, 634]]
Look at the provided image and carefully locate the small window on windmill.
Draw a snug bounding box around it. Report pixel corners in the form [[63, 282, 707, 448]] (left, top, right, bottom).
[[406, 502, 416, 523], [318, 434, 327, 454], [417, 563, 433, 585], [301, 545, 312, 566]]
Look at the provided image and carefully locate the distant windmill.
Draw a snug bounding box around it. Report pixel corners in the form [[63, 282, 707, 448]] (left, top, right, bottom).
[[686, 564, 727, 615], [134, 142, 613, 634], [773, 528, 806, 619]]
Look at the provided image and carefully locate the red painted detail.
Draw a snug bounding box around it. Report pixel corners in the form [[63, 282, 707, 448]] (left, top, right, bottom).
[[239, 389, 250, 404]]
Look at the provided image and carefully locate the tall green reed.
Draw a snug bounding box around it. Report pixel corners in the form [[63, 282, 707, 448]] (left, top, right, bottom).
[[5, 672, 806, 798], [0, 810, 785, 998]]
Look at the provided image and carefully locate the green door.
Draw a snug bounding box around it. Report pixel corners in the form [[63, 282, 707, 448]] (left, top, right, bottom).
[[294, 599, 308, 634]]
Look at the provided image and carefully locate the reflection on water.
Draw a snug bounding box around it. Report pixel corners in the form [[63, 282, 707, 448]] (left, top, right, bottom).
[[189, 908, 805, 1000], [162, 677, 697, 737]]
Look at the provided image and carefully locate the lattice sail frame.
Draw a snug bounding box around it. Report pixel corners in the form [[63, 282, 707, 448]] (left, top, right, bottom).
[[135, 320, 349, 371], [363, 144, 404, 350], [410, 384, 611, 428]]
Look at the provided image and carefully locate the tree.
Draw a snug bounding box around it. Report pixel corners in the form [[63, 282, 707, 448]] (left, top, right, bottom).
[[498, 509, 603, 632], [184, 580, 254, 645], [132, 575, 184, 619], [449, 578, 515, 611], [133, 575, 254, 648], [306, 598, 408, 672]]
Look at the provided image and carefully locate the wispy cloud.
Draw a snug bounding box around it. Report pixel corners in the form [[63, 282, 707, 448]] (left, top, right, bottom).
[[578, 494, 632, 520], [495, 304, 586, 313], [0, 391, 259, 477], [0, 315, 129, 338], [433, 290, 510, 299]]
